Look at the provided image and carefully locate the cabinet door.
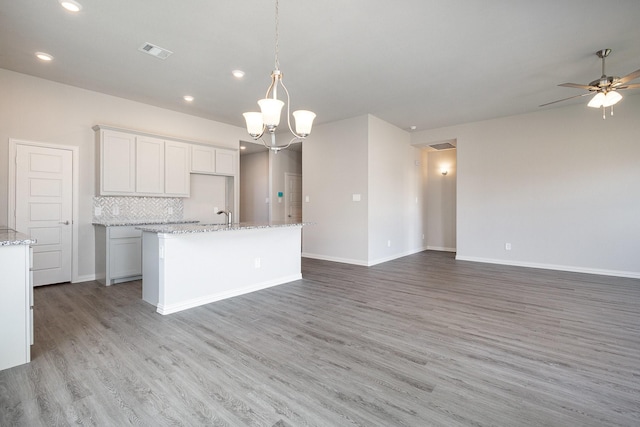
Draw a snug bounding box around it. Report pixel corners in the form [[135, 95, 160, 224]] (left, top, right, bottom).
[[109, 237, 142, 279], [191, 145, 216, 174], [215, 148, 236, 175], [101, 130, 136, 194], [165, 141, 190, 196], [136, 136, 165, 194]]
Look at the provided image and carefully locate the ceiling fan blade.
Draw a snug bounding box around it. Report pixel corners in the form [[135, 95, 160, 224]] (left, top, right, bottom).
[[539, 92, 594, 107], [559, 83, 597, 90], [614, 68, 640, 85], [616, 83, 640, 90]]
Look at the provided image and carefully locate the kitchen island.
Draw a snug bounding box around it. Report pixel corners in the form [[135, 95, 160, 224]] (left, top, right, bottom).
[[138, 222, 305, 315]]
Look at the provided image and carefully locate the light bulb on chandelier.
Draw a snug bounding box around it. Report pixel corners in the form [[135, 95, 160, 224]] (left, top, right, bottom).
[[242, 0, 316, 153]]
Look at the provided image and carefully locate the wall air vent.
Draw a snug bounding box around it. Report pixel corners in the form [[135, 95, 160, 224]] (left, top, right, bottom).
[[138, 42, 173, 60], [429, 142, 456, 150]]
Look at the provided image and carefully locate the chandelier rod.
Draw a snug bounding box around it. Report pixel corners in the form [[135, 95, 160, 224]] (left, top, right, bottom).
[[274, 0, 280, 71]]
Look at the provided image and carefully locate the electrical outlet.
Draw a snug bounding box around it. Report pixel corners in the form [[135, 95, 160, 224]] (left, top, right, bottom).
[[505, 243, 512, 251], [254, 257, 261, 268], [94, 207, 102, 216], [167, 207, 173, 215], [387, 240, 391, 247], [112, 206, 119, 216]]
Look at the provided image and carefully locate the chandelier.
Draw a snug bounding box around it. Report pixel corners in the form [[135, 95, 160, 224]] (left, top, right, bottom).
[[243, 0, 316, 153]]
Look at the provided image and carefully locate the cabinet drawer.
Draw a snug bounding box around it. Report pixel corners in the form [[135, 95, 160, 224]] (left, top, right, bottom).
[[109, 226, 142, 239]]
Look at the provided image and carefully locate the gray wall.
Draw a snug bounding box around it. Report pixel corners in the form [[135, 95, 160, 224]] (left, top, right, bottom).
[[412, 93, 640, 277], [239, 150, 269, 222], [423, 148, 457, 251], [270, 149, 302, 222]]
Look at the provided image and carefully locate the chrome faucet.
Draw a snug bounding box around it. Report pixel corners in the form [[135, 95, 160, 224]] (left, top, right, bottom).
[[216, 210, 233, 226]]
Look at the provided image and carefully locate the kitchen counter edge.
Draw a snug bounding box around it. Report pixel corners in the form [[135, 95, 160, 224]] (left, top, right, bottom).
[[137, 222, 310, 234]]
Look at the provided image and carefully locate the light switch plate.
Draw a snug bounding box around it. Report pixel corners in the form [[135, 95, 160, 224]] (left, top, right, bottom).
[[352, 194, 361, 202]]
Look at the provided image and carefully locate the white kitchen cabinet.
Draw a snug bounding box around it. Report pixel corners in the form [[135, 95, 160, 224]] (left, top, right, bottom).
[[136, 136, 165, 194], [0, 242, 31, 371], [95, 225, 142, 285], [215, 148, 236, 175], [95, 125, 191, 197], [165, 141, 190, 196], [190, 144, 236, 176], [99, 129, 136, 194]]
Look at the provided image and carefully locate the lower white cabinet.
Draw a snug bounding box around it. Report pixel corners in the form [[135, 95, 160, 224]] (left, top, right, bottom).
[[0, 243, 31, 371], [95, 225, 142, 285]]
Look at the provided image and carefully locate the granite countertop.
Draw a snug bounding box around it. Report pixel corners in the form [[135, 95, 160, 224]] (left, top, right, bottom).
[[92, 219, 199, 227], [0, 227, 37, 246], [137, 221, 307, 234]]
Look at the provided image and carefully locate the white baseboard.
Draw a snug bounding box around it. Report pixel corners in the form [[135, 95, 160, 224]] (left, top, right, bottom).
[[156, 274, 302, 315], [303, 246, 429, 267], [73, 274, 97, 283], [426, 246, 457, 253], [302, 253, 369, 266], [455, 255, 640, 279]]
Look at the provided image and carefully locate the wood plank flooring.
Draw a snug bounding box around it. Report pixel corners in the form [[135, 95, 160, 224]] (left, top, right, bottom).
[[1, 251, 639, 426]]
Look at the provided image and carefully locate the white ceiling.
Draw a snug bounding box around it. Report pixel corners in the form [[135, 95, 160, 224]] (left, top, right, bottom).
[[2, 0, 640, 132]]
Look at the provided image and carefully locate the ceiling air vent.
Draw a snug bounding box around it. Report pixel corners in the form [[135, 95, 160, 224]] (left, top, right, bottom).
[[429, 142, 456, 150], [138, 42, 173, 60]]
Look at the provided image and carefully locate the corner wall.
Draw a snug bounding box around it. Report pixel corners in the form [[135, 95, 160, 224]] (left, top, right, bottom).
[[412, 93, 640, 277], [302, 115, 370, 264], [368, 115, 425, 264]]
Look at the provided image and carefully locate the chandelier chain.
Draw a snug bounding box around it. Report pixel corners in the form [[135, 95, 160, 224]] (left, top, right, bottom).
[[274, 0, 280, 70]]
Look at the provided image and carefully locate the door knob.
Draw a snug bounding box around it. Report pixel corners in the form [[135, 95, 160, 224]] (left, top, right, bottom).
[[59, 220, 70, 225]]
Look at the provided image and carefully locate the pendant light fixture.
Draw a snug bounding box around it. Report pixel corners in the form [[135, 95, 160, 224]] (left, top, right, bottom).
[[243, 0, 316, 153]]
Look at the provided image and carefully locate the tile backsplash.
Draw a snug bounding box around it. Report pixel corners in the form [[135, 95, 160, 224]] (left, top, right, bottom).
[[93, 196, 183, 222]]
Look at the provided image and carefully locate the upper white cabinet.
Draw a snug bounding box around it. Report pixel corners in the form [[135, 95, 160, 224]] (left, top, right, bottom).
[[191, 145, 236, 176], [165, 141, 190, 196], [95, 126, 191, 197], [100, 129, 136, 194], [136, 136, 165, 195]]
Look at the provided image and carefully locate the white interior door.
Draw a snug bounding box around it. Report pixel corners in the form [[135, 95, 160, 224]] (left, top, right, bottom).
[[285, 173, 302, 223], [15, 144, 73, 286]]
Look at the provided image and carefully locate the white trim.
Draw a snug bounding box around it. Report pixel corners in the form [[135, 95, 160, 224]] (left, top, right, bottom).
[[155, 274, 302, 315], [75, 274, 97, 283], [303, 246, 429, 267], [426, 246, 457, 253], [455, 255, 640, 279], [367, 247, 430, 266], [302, 252, 369, 266], [8, 139, 80, 284]]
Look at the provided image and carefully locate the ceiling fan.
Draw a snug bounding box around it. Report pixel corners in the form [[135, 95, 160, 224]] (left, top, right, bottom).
[[540, 49, 640, 118]]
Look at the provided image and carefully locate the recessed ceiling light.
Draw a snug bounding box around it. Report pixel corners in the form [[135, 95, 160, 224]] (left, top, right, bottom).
[[410, 125, 417, 130], [59, 0, 82, 12], [183, 95, 194, 102], [35, 52, 54, 61], [232, 70, 245, 79]]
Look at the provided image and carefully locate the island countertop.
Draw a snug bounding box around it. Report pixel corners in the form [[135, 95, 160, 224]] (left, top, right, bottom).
[[92, 219, 199, 227], [0, 227, 36, 246], [137, 221, 307, 234]]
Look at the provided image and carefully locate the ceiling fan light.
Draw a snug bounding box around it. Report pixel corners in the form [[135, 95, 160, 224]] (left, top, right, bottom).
[[603, 91, 622, 107], [587, 92, 605, 108]]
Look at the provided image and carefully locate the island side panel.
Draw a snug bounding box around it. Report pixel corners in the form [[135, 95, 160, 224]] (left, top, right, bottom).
[[147, 226, 302, 314], [142, 231, 161, 306]]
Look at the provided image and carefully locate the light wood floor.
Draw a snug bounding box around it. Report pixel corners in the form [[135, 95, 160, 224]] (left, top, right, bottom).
[[1, 251, 639, 426]]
